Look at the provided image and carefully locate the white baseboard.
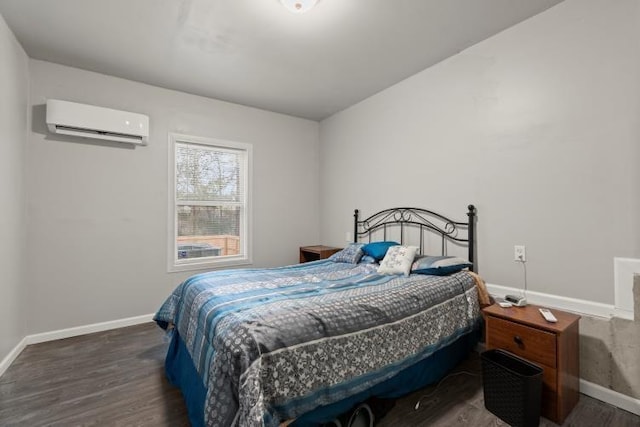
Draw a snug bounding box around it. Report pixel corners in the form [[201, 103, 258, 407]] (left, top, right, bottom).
[[580, 379, 640, 416], [0, 313, 154, 378], [485, 283, 616, 318], [24, 313, 155, 345], [0, 336, 28, 378], [2, 312, 640, 416]]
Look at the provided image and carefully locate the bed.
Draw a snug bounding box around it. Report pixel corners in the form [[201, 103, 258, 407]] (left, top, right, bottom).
[[155, 205, 484, 427]]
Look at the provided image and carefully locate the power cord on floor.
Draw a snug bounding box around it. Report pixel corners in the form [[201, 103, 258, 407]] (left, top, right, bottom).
[[413, 371, 478, 411]]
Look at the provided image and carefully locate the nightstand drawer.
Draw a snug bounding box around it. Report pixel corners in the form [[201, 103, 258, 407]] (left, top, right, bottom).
[[486, 316, 556, 368]]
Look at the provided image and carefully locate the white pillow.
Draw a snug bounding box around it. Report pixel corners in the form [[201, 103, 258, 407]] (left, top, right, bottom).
[[377, 245, 418, 277]]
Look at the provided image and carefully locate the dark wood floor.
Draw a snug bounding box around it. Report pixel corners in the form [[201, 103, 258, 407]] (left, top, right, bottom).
[[377, 356, 640, 427], [0, 323, 638, 427], [0, 323, 188, 426]]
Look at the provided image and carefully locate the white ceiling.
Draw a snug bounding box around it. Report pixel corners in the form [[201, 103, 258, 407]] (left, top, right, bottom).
[[0, 0, 562, 120]]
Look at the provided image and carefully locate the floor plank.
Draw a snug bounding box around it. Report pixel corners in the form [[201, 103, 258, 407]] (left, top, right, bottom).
[[376, 354, 638, 427], [0, 323, 637, 426], [0, 323, 188, 427]]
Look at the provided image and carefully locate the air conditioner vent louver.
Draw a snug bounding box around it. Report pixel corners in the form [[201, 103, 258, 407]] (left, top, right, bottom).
[[46, 99, 149, 145]]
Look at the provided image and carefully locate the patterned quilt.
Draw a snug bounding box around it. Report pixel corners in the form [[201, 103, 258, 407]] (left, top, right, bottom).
[[154, 260, 480, 427]]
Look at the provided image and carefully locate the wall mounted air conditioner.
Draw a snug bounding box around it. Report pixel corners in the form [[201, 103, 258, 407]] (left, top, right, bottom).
[[46, 99, 149, 145]]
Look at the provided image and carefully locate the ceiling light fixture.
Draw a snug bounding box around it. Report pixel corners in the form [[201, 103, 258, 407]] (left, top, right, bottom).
[[280, 0, 318, 14]]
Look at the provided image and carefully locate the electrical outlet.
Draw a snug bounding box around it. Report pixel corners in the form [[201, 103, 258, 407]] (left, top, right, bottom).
[[514, 245, 526, 262], [345, 231, 352, 242]]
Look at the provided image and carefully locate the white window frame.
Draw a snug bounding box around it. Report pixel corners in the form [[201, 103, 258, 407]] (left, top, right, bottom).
[[168, 133, 252, 272]]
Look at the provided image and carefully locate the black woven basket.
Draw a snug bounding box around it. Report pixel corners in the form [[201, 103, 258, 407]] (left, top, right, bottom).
[[481, 349, 543, 427]]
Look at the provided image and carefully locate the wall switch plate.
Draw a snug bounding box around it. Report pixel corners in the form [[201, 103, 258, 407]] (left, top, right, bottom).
[[514, 245, 526, 262], [345, 231, 352, 242]]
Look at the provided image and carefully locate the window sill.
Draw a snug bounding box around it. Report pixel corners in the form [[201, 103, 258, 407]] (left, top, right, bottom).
[[168, 256, 252, 273]]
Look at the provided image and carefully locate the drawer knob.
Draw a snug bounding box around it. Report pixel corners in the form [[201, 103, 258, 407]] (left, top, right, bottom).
[[513, 335, 524, 346]]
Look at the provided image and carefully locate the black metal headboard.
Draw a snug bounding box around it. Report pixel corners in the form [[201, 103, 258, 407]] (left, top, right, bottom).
[[353, 205, 477, 272]]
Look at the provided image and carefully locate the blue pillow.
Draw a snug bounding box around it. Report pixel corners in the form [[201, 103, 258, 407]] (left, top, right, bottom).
[[328, 243, 364, 264], [358, 255, 378, 264], [362, 241, 400, 261], [411, 255, 472, 276]]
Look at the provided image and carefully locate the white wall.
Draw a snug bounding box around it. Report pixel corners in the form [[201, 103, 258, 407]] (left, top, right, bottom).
[[0, 13, 28, 361], [26, 60, 320, 334], [320, 0, 640, 305]]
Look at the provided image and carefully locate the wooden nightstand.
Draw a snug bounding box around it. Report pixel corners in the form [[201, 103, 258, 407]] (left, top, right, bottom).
[[483, 304, 580, 424], [299, 245, 342, 263]]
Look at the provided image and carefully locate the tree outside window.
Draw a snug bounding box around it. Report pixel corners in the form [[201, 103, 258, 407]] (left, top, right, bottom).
[[169, 134, 251, 271]]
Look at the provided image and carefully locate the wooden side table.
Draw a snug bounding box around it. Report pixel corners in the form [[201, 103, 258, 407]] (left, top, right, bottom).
[[483, 303, 580, 424], [299, 245, 342, 263]]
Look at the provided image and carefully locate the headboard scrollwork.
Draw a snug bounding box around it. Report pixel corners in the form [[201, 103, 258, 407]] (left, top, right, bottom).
[[354, 205, 476, 272]]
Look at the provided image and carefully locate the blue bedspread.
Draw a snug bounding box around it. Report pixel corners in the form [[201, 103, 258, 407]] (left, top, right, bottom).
[[154, 260, 480, 426]]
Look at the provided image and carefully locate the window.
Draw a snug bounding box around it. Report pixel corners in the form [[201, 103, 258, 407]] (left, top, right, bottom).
[[168, 133, 252, 271]]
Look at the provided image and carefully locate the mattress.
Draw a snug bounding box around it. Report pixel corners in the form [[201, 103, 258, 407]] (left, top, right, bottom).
[[154, 260, 481, 426]]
